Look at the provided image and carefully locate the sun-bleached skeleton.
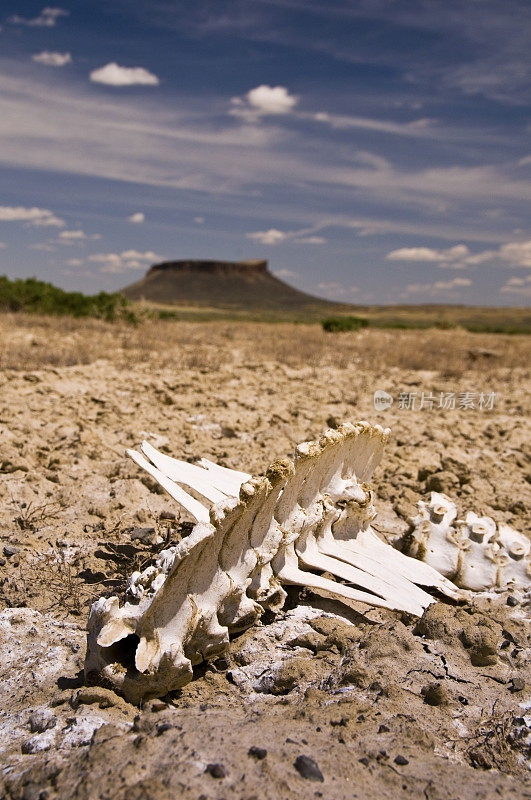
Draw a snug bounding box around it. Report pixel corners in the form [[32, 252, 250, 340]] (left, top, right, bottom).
[[85, 422, 462, 703], [407, 492, 530, 592]]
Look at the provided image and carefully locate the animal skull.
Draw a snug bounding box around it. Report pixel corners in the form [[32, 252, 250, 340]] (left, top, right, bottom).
[[85, 421, 462, 703]]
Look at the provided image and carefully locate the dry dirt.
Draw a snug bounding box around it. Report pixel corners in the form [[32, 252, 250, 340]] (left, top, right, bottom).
[[0, 314, 530, 800]]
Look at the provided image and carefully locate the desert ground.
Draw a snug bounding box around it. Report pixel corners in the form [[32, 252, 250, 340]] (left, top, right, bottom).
[[0, 313, 530, 800]]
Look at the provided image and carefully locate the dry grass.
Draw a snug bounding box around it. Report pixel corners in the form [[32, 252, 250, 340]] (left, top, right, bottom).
[[0, 312, 529, 375]]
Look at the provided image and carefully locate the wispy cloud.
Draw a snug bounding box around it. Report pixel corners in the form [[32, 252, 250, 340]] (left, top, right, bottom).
[[0, 204, 65, 227], [89, 63, 160, 87], [400, 277, 472, 299], [87, 249, 163, 273], [32, 51, 72, 67], [127, 212, 145, 223], [310, 111, 435, 139], [246, 225, 326, 245], [273, 268, 299, 279], [8, 7, 68, 27]]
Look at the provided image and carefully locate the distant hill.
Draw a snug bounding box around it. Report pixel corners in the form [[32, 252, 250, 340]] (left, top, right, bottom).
[[121, 259, 341, 311]]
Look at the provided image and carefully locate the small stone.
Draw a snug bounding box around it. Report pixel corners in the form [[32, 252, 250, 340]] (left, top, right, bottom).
[[378, 724, 390, 734], [425, 471, 459, 493], [156, 722, 173, 735], [4, 545, 20, 557], [144, 699, 169, 713], [509, 677, 525, 693], [248, 745, 267, 759], [28, 710, 56, 733], [506, 596, 519, 607], [294, 755, 324, 782], [358, 757, 369, 766], [421, 682, 448, 706], [205, 763, 226, 779], [394, 755, 409, 766]]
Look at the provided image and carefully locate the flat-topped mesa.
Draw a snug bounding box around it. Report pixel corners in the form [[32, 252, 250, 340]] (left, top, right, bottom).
[[148, 259, 269, 277], [122, 256, 340, 309]]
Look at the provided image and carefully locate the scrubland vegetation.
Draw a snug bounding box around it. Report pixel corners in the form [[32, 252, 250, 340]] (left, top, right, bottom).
[[1, 276, 529, 333], [1, 311, 529, 375]]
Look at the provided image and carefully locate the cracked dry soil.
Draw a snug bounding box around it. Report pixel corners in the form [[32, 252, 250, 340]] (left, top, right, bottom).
[[0, 317, 530, 800]]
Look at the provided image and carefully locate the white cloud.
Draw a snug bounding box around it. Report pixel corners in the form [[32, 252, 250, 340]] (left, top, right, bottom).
[[32, 51, 72, 67], [273, 269, 298, 279], [32, 50, 72, 67], [246, 85, 298, 115], [128, 212, 145, 223], [496, 240, 531, 268], [59, 229, 86, 241], [29, 243, 55, 251], [400, 277, 472, 298], [194, 216, 205, 224], [231, 85, 298, 121], [387, 239, 531, 269], [90, 63, 160, 87], [294, 235, 326, 245], [8, 7, 68, 27], [386, 244, 470, 264], [246, 224, 327, 246], [500, 274, 531, 297], [0, 205, 65, 227], [246, 228, 287, 245], [88, 249, 163, 273], [66, 258, 83, 267], [518, 155, 531, 166]]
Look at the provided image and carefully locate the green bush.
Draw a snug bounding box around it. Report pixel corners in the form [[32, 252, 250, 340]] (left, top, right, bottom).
[[155, 309, 181, 321], [321, 315, 369, 333], [0, 276, 137, 322]]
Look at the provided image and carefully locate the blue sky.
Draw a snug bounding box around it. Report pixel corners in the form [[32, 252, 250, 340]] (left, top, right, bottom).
[[0, 0, 530, 304]]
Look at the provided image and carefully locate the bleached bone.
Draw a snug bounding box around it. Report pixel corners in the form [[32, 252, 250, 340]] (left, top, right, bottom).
[[86, 422, 462, 703], [407, 492, 530, 592]]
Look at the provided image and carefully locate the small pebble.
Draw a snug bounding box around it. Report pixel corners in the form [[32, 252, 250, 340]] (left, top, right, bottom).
[[509, 677, 525, 693], [205, 763, 226, 779], [421, 682, 448, 706], [394, 755, 409, 766], [28, 711, 56, 733], [248, 745, 267, 760], [3, 545, 20, 557], [155, 722, 173, 735], [506, 596, 519, 607], [294, 755, 324, 782]]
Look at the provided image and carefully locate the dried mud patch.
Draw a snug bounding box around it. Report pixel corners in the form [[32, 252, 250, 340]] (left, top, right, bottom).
[[0, 319, 530, 799]]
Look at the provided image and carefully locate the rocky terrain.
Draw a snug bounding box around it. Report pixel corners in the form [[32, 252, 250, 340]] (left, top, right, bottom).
[[0, 314, 529, 799]]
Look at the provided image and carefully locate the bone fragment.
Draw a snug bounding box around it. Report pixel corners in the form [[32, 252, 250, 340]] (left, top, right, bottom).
[[86, 421, 463, 702], [407, 492, 530, 591]]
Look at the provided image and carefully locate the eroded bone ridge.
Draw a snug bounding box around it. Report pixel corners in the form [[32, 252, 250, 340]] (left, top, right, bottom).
[[407, 492, 530, 592], [85, 421, 462, 703]]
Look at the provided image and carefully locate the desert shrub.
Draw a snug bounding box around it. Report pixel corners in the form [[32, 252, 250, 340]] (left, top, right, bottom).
[[156, 309, 181, 321], [322, 315, 369, 332], [0, 276, 137, 322]]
